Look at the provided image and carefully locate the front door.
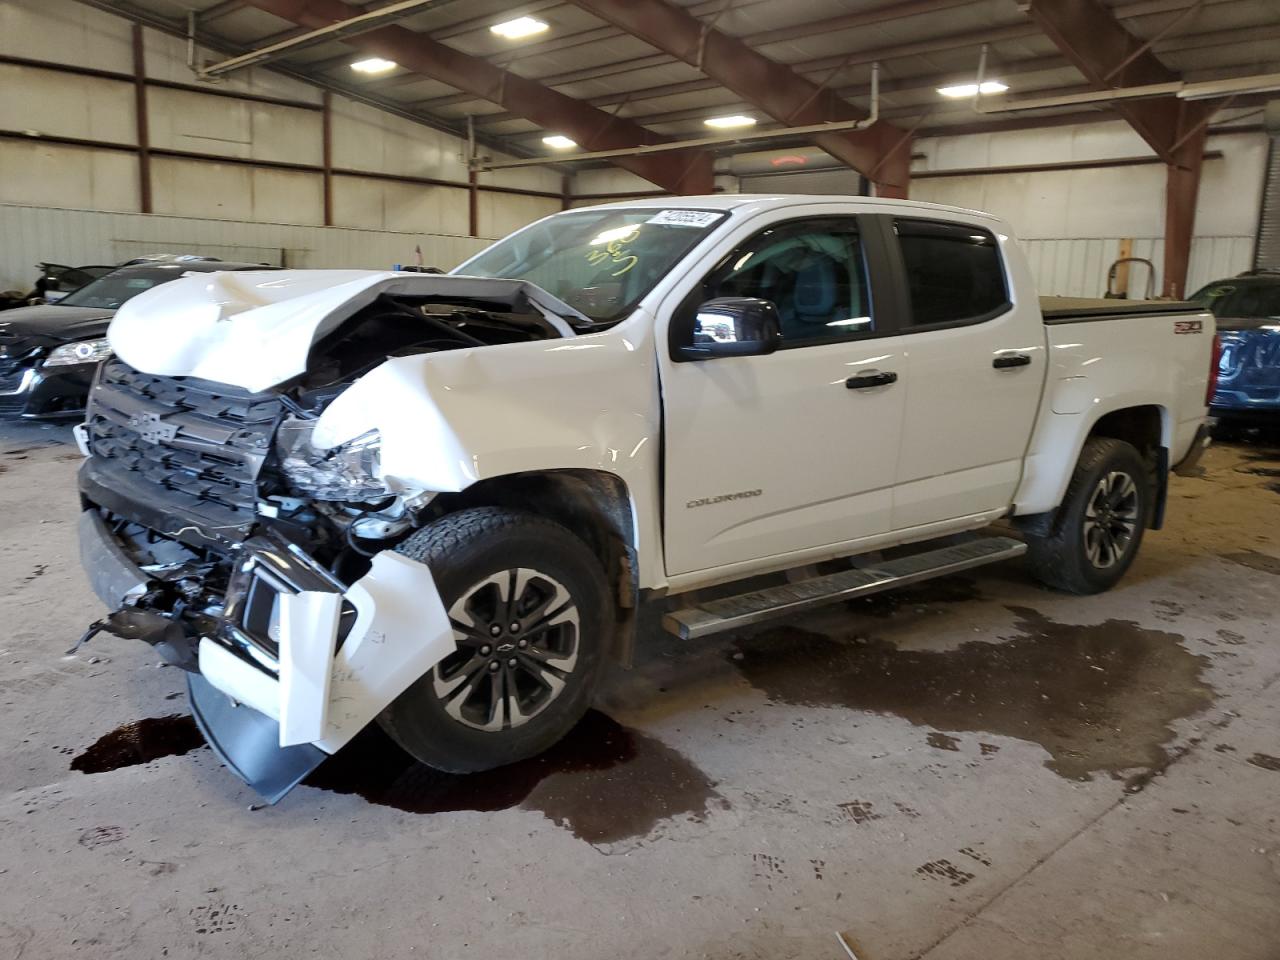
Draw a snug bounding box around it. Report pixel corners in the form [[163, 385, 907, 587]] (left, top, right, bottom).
[[658, 216, 909, 579]]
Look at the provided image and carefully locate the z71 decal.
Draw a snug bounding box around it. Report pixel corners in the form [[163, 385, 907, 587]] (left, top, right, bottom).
[[1174, 319, 1204, 335]]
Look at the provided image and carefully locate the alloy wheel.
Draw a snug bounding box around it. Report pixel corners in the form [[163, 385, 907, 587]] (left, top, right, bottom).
[[431, 568, 580, 731], [1083, 470, 1141, 569]]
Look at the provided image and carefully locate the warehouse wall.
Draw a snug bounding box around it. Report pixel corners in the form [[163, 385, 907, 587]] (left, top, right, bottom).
[[0, 0, 563, 289], [910, 121, 1267, 297], [0, 202, 488, 278], [568, 119, 1266, 299]]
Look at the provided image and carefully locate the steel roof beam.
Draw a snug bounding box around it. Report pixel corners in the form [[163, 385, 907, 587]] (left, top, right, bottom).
[[566, 0, 913, 197], [238, 0, 714, 193], [1021, 0, 1217, 296]]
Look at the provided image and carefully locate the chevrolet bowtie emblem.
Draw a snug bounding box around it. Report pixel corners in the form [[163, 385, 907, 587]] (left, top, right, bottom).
[[128, 411, 179, 444]]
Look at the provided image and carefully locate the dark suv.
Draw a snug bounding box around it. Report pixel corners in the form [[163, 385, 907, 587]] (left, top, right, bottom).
[[0, 257, 271, 419]]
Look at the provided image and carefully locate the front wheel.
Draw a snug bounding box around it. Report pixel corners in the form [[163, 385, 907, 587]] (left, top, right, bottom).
[[1025, 437, 1151, 594], [378, 507, 612, 773]]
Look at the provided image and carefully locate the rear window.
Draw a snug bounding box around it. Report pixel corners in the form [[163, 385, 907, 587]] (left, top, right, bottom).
[[1191, 279, 1280, 320], [895, 219, 1009, 326]]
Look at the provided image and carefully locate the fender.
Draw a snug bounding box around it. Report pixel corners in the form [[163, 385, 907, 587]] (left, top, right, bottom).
[[310, 313, 668, 589]]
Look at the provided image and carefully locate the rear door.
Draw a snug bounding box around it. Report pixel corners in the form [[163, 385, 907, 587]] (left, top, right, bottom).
[[658, 212, 909, 578], [881, 216, 1046, 530]]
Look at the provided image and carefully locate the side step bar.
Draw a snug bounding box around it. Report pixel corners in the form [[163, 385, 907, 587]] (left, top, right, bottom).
[[662, 536, 1026, 640]]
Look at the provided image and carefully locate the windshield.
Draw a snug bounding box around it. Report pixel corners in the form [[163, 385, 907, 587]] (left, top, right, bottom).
[[58, 266, 192, 309], [453, 207, 728, 323], [1191, 279, 1280, 320]]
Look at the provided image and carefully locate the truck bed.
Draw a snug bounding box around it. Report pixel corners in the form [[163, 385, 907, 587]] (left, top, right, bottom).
[[1040, 296, 1204, 324]]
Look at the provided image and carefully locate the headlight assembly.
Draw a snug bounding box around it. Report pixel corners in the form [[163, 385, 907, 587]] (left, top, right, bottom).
[[44, 338, 113, 367], [276, 418, 389, 501]]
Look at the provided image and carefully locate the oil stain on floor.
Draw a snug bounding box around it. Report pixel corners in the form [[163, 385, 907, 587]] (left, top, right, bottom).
[[70, 714, 207, 774], [729, 605, 1216, 781], [306, 710, 723, 843], [73, 709, 723, 844]]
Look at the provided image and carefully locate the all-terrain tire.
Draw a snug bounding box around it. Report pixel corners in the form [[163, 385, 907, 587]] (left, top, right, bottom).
[[1025, 437, 1151, 595], [378, 507, 612, 773]]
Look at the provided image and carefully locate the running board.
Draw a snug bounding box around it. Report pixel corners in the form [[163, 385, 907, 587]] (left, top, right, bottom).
[[661, 536, 1026, 640]]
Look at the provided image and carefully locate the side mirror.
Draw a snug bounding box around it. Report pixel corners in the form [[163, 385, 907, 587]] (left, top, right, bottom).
[[677, 297, 781, 361]]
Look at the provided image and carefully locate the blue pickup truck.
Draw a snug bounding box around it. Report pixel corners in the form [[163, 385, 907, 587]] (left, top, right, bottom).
[[1192, 271, 1280, 436]]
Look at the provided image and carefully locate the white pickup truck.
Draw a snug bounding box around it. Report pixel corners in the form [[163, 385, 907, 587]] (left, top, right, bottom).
[[74, 195, 1216, 801]]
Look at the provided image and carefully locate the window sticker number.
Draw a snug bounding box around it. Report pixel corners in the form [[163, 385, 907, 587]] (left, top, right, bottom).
[[647, 210, 721, 228]]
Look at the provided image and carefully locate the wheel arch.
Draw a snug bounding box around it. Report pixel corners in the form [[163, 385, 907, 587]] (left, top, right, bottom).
[[1016, 401, 1171, 532], [426, 468, 641, 665]]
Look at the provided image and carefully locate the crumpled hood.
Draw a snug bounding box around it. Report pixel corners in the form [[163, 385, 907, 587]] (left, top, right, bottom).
[[107, 270, 581, 393], [0, 304, 114, 349]]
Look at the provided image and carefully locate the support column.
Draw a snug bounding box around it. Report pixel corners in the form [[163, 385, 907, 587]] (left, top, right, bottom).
[[131, 24, 152, 214], [321, 90, 333, 226], [1163, 123, 1207, 299], [468, 169, 479, 238]]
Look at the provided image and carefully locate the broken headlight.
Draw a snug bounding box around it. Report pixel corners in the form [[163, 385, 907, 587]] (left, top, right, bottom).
[[276, 418, 389, 501]]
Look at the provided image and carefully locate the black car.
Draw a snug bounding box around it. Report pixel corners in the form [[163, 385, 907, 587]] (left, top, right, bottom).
[[0, 257, 271, 419]]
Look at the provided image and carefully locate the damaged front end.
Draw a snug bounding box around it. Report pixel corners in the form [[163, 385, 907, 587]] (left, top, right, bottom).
[[75, 281, 566, 801]]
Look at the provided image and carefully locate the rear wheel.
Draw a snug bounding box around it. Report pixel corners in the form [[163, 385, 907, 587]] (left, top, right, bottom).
[[378, 507, 611, 773], [1025, 437, 1151, 594]]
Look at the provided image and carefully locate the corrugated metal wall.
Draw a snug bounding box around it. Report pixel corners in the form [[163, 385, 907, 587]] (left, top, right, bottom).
[[1022, 235, 1255, 298], [1254, 136, 1280, 271], [0, 203, 490, 290]]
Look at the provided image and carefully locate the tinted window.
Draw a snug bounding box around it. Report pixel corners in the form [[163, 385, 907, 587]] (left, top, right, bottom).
[[896, 219, 1008, 326], [700, 220, 872, 344], [1191, 279, 1280, 319]]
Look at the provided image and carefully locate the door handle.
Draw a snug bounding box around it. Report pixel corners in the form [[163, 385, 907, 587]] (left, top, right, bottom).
[[993, 353, 1032, 369], [846, 370, 898, 389]]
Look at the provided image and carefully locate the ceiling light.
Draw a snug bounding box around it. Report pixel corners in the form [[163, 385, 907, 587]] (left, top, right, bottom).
[[704, 115, 757, 129], [491, 16, 549, 39], [350, 57, 397, 74], [937, 80, 1009, 98], [542, 135, 577, 149]]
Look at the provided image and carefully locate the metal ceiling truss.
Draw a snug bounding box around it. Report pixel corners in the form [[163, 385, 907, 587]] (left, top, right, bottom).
[[70, 0, 527, 161], [565, 0, 914, 197], [237, 0, 714, 193], [1021, 0, 1219, 297]]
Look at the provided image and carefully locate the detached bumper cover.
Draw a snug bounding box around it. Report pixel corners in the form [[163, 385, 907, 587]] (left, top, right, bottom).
[[76, 504, 456, 802], [187, 673, 327, 804]]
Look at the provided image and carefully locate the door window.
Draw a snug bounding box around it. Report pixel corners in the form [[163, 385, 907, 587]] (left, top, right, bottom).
[[895, 219, 1009, 327], [699, 220, 873, 345]]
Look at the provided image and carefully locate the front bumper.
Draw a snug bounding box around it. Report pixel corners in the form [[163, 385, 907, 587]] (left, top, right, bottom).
[[0, 361, 95, 419], [77, 501, 456, 802]]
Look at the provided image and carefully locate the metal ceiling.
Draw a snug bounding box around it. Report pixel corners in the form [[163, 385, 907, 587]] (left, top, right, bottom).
[[79, 0, 1280, 165]]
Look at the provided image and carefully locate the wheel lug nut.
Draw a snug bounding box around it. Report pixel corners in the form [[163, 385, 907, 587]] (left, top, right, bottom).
[[480, 645, 491, 655], [517, 639, 528, 649], [488, 661, 500, 672], [489, 624, 502, 637], [507, 658, 517, 668], [509, 622, 521, 633]]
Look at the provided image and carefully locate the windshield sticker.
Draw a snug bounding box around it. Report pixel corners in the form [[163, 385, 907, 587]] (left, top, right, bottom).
[[647, 210, 721, 228]]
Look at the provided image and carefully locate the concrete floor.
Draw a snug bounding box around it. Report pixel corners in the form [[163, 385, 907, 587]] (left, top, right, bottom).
[[2, 419, 1279, 960]]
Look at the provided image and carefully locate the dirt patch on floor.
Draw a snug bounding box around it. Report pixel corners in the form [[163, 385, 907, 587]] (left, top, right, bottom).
[[1221, 551, 1280, 576], [728, 606, 1216, 781]]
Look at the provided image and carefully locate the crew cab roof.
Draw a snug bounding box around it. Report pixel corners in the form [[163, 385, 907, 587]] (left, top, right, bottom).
[[581, 193, 1003, 224]]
